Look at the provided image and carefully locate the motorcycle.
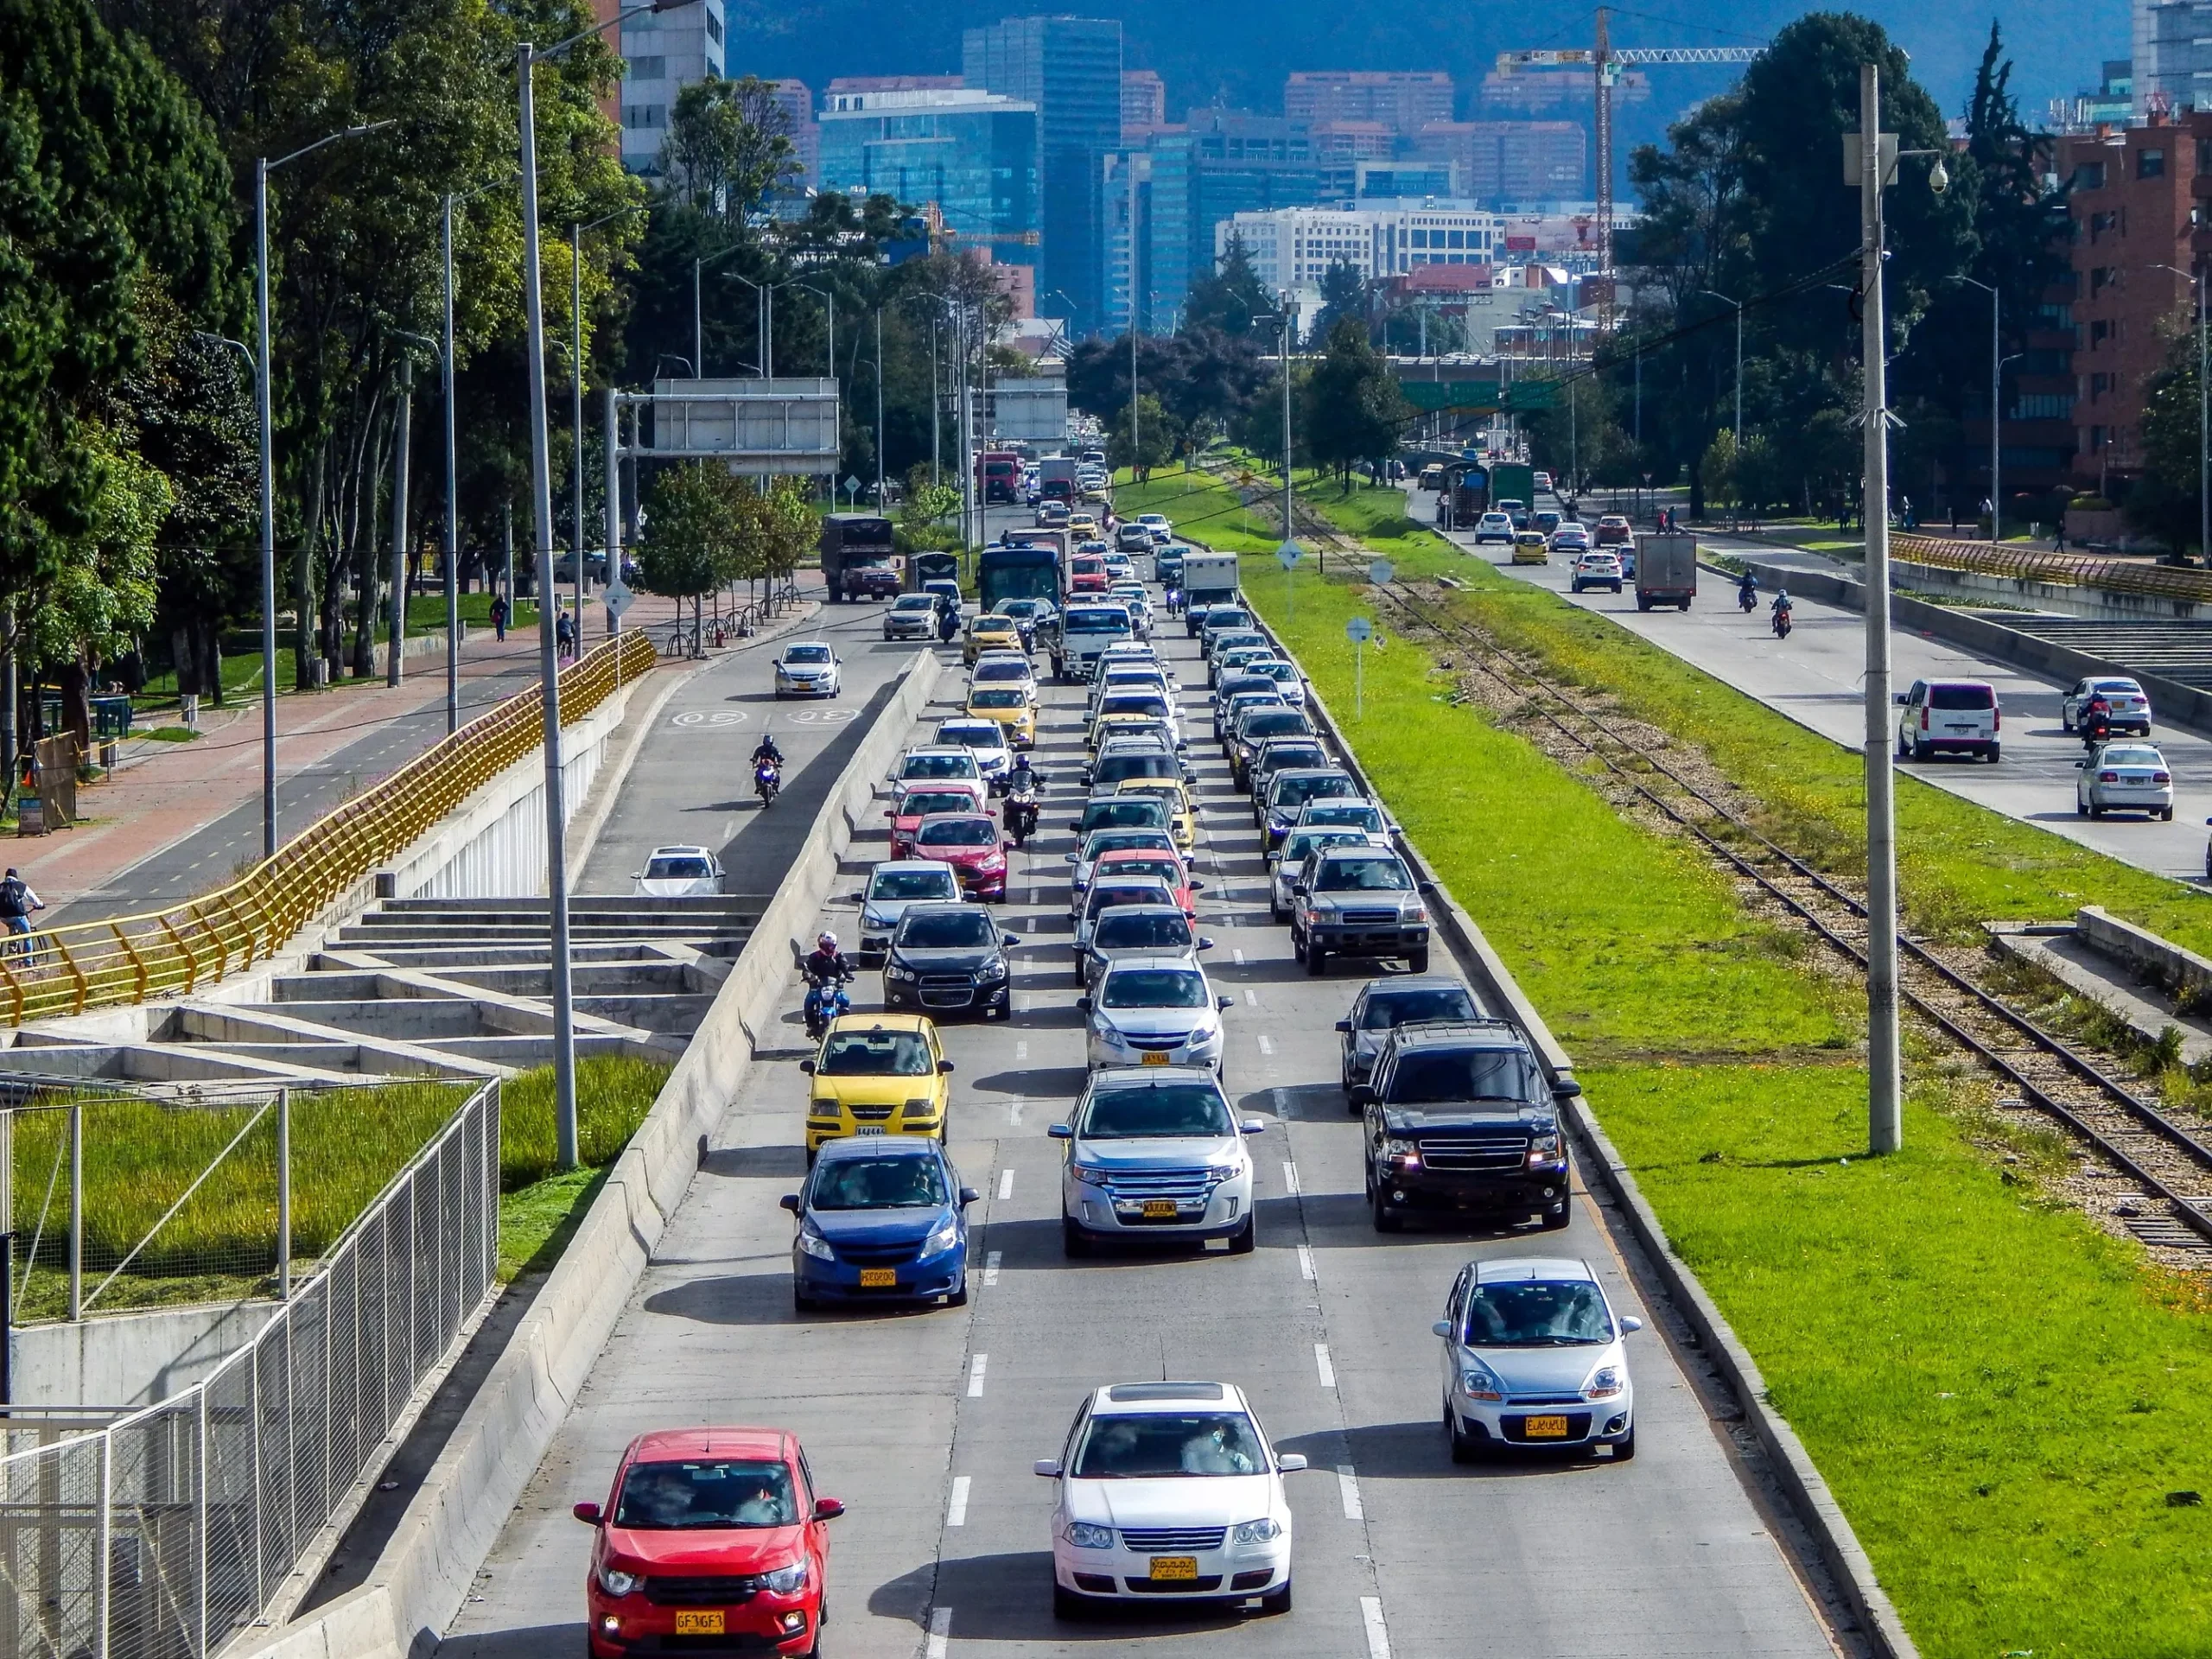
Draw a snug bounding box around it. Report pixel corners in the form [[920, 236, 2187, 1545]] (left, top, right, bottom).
[[1738, 584, 1758, 613], [1005, 791, 1040, 847], [938, 610, 961, 645], [754, 760, 781, 806], [1770, 605, 1793, 640], [2081, 709, 2114, 750], [803, 971, 850, 1040]]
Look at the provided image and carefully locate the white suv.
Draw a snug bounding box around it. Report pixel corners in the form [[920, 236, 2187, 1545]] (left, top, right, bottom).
[[1436, 1256, 1643, 1463], [1052, 1067, 1263, 1254], [1474, 512, 1513, 544], [1039, 1380, 1305, 1617], [1896, 678, 2000, 763]]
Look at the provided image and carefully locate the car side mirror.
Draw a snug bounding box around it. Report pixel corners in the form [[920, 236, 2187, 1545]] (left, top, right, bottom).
[[1620, 1315, 1644, 1334], [1552, 1076, 1583, 1098], [1276, 1454, 1309, 1473], [1076, 995, 1092, 1013], [1217, 995, 1234, 1011], [1432, 1320, 1452, 1338], [2075, 760, 2086, 769], [814, 1497, 846, 1520], [1048, 1123, 1073, 1140], [1001, 933, 1020, 945], [1067, 821, 1083, 832], [1892, 693, 1907, 705], [1197, 937, 1216, 950], [1348, 1084, 1376, 1107], [1064, 852, 1079, 863], [886, 808, 896, 817], [798, 1059, 816, 1075], [573, 1500, 603, 1524], [1291, 883, 1308, 897], [777, 1192, 804, 1215], [1033, 1459, 1063, 1478], [1239, 1118, 1266, 1135], [938, 1058, 956, 1074], [958, 1185, 980, 1206], [1334, 1019, 1352, 1033], [629, 873, 642, 881]]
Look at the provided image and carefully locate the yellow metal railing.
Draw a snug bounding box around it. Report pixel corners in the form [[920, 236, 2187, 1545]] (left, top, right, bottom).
[[1893, 535, 2212, 604], [0, 631, 659, 1027]]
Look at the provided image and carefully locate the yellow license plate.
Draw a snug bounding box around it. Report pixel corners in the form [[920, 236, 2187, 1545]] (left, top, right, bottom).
[[859, 1268, 898, 1288], [1522, 1415, 1570, 1439], [1141, 1198, 1178, 1218], [673, 1612, 725, 1636], [1140, 1050, 1170, 1065], [1148, 1556, 1199, 1581]]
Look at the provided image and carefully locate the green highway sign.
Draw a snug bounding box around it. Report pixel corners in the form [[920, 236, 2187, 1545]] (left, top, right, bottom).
[[1396, 379, 1557, 413]]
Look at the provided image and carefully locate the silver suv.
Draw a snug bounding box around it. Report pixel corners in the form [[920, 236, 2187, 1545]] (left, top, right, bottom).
[[1052, 1068, 1264, 1255]]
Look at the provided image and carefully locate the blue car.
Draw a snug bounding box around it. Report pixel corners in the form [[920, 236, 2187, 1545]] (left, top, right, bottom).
[[781, 1137, 977, 1313]]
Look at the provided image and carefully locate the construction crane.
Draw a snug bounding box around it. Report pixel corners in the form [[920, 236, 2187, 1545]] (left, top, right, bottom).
[[1497, 8, 1762, 290]]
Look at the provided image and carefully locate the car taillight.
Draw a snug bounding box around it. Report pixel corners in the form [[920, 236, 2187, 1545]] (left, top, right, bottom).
[[2155, 772, 2172, 784], [1920, 709, 1929, 729], [1992, 708, 1999, 731], [2100, 771, 2120, 782]]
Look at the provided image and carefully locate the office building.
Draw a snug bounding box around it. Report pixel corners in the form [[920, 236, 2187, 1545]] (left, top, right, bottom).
[[1122, 69, 1166, 137], [765, 80, 818, 187], [817, 88, 1042, 270], [1416, 121, 1586, 203], [2049, 61, 2134, 130], [1219, 202, 1503, 286], [1283, 71, 1454, 140], [963, 16, 1123, 336], [1310, 121, 1395, 162], [826, 75, 963, 94], [615, 0, 726, 175]]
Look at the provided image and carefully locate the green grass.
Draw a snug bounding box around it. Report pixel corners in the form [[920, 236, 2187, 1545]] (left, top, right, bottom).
[[1233, 532, 2212, 1657], [137, 726, 200, 743]]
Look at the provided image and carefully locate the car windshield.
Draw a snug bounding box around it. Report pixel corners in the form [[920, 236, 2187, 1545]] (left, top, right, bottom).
[[918, 818, 996, 849], [1304, 804, 1382, 831], [785, 645, 830, 664], [940, 725, 1003, 748], [870, 869, 957, 901], [613, 1459, 797, 1529], [817, 1029, 935, 1076], [1095, 753, 1177, 785], [1929, 685, 1994, 710], [1093, 912, 1195, 950], [898, 910, 995, 948], [1389, 1047, 1540, 1104], [644, 856, 710, 880], [810, 1154, 948, 1209], [1252, 662, 1298, 683], [1101, 968, 1209, 1009], [1084, 830, 1173, 861], [2101, 747, 2163, 766], [1315, 856, 1412, 892], [893, 596, 934, 611], [975, 658, 1030, 678], [1105, 856, 1181, 885], [1262, 747, 1326, 773], [1243, 712, 1309, 740], [1071, 1412, 1264, 1478], [1275, 774, 1355, 809], [1363, 988, 1479, 1030], [971, 688, 1026, 709], [1101, 696, 1169, 719], [1281, 830, 1365, 864], [999, 600, 1041, 618], [904, 754, 977, 779], [2095, 680, 2142, 696], [1065, 610, 1129, 633], [1081, 1082, 1234, 1138], [1084, 801, 1169, 830], [900, 791, 974, 818], [1205, 612, 1252, 632], [1461, 1280, 1615, 1347], [1087, 884, 1166, 918]]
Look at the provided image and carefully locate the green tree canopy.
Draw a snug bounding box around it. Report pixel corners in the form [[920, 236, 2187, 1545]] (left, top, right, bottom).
[[1300, 317, 1408, 491], [662, 76, 799, 220], [1184, 232, 1273, 337], [1107, 394, 1179, 480]]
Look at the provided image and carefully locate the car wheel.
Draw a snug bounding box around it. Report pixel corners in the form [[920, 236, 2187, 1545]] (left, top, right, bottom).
[[1061, 1217, 1091, 1258], [947, 1274, 969, 1307], [2062, 712, 2074, 733], [1446, 1401, 1478, 1465], [2090, 802, 2105, 818], [1228, 1215, 1256, 1255], [1289, 929, 1306, 963], [1408, 947, 1430, 973], [1258, 1579, 1293, 1615], [1052, 1583, 1089, 1621], [1540, 1201, 1571, 1232], [1911, 741, 1930, 763], [1371, 1185, 1402, 1232], [2076, 797, 2088, 817], [1270, 899, 1287, 924], [793, 1283, 816, 1314], [1986, 745, 2000, 764], [1612, 1422, 1637, 1461], [2164, 806, 2177, 822], [1306, 942, 1326, 976]]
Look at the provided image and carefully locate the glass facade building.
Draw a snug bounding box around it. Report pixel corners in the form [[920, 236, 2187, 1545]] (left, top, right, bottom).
[[817, 91, 1042, 269]]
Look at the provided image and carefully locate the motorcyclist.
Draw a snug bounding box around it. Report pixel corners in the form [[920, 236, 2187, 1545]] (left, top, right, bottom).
[[803, 931, 854, 987], [1770, 588, 1793, 637], [1737, 569, 1758, 611], [751, 734, 785, 772], [938, 603, 961, 645], [2081, 694, 2114, 747], [1004, 754, 1042, 841]]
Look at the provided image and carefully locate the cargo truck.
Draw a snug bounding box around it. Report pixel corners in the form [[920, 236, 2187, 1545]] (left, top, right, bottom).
[[818, 514, 901, 602], [1633, 531, 1698, 611], [1179, 550, 1240, 617], [1039, 455, 1079, 505]]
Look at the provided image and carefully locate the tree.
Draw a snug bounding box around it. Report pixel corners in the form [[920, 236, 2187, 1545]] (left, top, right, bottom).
[[640, 462, 744, 646], [1184, 232, 1273, 337], [1309, 262, 1368, 347], [2132, 326, 2205, 555], [1300, 317, 1408, 491], [662, 77, 799, 220], [1108, 394, 1178, 480]]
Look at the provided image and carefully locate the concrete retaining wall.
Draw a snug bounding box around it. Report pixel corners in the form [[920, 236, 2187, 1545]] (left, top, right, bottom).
[[10, 1299, 277, 1408], [234, 647, 942, 1659], [1891, 559, 2209, 623], [2076, 904, 2212, 1000]]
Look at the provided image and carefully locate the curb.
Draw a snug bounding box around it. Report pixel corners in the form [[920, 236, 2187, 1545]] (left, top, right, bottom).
[[1245, 575, 1920, 1659]]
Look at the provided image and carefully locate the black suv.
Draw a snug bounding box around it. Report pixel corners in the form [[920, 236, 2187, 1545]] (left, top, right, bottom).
[[1352, 1020, 1572, 1232], [1230, 707, 1316, 787], [883, 902, 1021, 1020]]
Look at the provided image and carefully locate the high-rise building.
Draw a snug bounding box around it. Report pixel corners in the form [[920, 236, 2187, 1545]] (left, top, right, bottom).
[[2050, 61, 2134, 130], [1122, 69, 1166, 137], [615, 0, 727, 175], [826, 75, 964, 95], [963, 16, 1123, 336], [1309, 121, 1395, 162], [1415, 121, 1587, 203], [817, 88, 1042, 270], [1283, 71, 1455, 140], [766, 80, 819, 187]]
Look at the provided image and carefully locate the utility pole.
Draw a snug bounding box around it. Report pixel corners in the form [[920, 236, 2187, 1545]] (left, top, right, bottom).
[[570, 221, 587, 645], [874, 307, 886, 513], [1281, 302, 1294, 543], [441, 195, 461, 734], [387, 354, 411, 687]]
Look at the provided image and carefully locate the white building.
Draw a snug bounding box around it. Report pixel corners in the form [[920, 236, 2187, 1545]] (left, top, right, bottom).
[[1218, 203, 1504, 290], [616, 0, 728, 175]]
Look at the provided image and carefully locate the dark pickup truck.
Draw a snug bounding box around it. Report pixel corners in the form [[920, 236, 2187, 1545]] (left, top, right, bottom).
[[1351, 1020, 1573, 1232]]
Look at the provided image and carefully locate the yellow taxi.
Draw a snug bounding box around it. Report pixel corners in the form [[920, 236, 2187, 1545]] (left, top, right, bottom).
[[800, 1014, 952, 1157], [963, 613, 1026, 664], [1116, 778, 1195, 850], [966, 683, 1037, 747], [1066, 512, 1099, 538], [1085, 709, 1166, 757], [1510, 528, 1549, 565]]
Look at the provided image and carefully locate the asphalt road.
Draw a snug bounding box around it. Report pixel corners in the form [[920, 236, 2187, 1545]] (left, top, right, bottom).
[[1428, 488, 2212, 885], [443, 588, 1840, 1658]]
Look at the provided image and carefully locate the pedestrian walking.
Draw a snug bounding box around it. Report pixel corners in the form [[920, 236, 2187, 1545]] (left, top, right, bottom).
[[490, 593, 509, 641], [0, 868, 45, 962], [556, 607, 575, 658]]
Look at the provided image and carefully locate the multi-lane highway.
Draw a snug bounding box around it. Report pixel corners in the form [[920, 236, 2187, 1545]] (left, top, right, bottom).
[[443, 567, 1842, 1658], [1427, 488, 2212, 883]]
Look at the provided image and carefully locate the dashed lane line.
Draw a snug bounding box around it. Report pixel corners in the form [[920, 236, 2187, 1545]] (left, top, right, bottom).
[[998, 1168, 1014, 1200], [968, 1354, 988, 1398], [1281, 1160, 1300, 1195], [926, 1605, 951, 1659], [982, 1250, 1002, 1287], [1362, 1596, 1391, 1659], [1297, 1244, 1316, 1282], [1337, 1465, 1363, 1520], [1256, 1033, 1274, 1057], [1314, 1344, 1335, 1388], [946, 1477, 969, 1528]]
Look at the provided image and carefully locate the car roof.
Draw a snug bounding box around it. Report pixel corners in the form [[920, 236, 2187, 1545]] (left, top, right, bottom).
[[1090, 903, 1191, 924], [814, 1132, 944, 1165], [1101, 953, 1206, 974], [628, 1427, 792, 1462], [647, 844, 712, 857], [870, 858, 957, 876], [1357, 973, 1474, 999], [1923, 678, 1994, 690], [1385, 1018, 1529, 1052], [782, 640, 832, 651], [1471, 1256, 1598, 1287], [938, 720, 1006, 737], [1090, 874, 1175, 895], [1097, 847, 1183, 866], [824, 1010, 933, 1033]]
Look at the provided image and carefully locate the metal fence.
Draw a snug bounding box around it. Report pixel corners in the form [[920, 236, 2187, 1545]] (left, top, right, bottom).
[[0, 1077, 499, 1659], [1893, 533, 2212, 603]]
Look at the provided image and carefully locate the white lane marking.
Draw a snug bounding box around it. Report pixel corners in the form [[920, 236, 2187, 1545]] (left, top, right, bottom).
[[1337, 1465, 1363, 1520], [1281, 1160, 1299, 1194], [1244, 988, 1258, 1007], [1298, 1244, 1316, 1282], [998, 1168, 1015, 1200], [721, 819, 735, 841], [968, 1354, 988, 1397], [1016, 1039, 1029, 1061], [1028, 884, 1041, 906], [946, 1477, 970, 1527], [1256, 1033, 1274, 1057], [1361, 1596, 1391, 1659], [1008, 1101, 1025, 1126], [983, 1249, 1002, 1287], [1314, 1344, 1335, 1388], [926, 1606, 952, 1659], [1233, 948, 1246, 966], [1016, 994, 1033, 1013]]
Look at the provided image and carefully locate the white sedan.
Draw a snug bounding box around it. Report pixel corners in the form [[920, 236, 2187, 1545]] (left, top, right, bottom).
[[631, 845, 723, 897], [1039, 1379, 1304, 1617], [772, 641, 840, 698], [2077, 741, 2174, 820], [934, 717, 1013, 790]]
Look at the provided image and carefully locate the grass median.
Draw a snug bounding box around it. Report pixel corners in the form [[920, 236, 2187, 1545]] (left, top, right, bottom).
[[1226, 518, 2212, 1658]]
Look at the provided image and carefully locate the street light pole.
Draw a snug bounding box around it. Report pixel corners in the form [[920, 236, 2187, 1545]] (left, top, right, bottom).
[[441, 195, 461, 734], [1700, 289, 1743, 444]]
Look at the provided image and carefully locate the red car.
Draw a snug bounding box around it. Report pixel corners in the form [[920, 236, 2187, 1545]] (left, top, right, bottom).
[[911, 812, 1009, 899], [887, 785, 988, 857], [577, 1427, 844, 1659], [1069, 552, 1109, 594], [1090, 847, 1198, 918]]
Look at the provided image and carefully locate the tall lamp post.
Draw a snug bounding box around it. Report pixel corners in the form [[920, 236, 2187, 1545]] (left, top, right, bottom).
[[253, 119, 391, 857], [1700, 289, 1744, 445], [570, 207, 644, 651], [2155, 263, 2209, 562], [518, 0, 677, 1170], [1948, 274, 2007, 542]]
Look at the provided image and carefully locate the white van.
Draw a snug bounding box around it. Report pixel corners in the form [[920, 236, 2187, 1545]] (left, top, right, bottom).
[[1896, 679, 1999, 763]]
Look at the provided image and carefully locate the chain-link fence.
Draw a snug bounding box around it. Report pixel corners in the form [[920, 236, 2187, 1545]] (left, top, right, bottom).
[[0, 1077, 499, 1659]]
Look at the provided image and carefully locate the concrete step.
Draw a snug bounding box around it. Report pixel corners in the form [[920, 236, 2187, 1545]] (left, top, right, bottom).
[[574, 993, 718, 1033], [427, 962, 703, 996], [243, 1001, 497, 1039], [405, 1033, 662, 1065]]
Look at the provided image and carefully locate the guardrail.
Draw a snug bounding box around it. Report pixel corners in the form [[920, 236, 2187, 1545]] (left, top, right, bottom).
[[0, 632, 658, 1028], [1892, 535, 2212, 603]]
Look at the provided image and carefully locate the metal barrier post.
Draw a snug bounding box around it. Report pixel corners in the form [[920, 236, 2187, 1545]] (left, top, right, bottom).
[[194, 1389, 208, 1659], [276, 1089, 291, 1300], [93, 1430, 111, 1659], [67, 1101, 81, 1322], [0, 1105, 11, 1402]]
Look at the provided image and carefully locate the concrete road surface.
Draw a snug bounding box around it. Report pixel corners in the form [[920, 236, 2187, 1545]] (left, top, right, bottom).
[[444, 583, 1841, 1659]]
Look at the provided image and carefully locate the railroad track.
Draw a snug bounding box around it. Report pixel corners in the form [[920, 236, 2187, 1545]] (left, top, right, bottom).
[[1237, 474, 2212, 1260]]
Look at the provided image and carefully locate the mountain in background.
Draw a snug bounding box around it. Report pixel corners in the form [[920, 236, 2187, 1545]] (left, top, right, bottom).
[[728, 0, 2126, 181]]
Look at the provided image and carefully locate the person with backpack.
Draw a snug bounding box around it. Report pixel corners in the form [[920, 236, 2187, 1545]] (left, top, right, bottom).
[[0, 868, 44, 958]]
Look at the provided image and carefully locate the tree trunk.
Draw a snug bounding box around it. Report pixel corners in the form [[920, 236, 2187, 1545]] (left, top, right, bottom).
[[199, 616, 225, 708], [295, 441, 327, 690], [170, 626, 200, 700], [58, 659, 91, 754]]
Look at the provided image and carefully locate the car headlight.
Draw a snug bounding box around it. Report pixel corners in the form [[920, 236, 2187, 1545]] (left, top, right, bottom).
[[1584, 1364, 1624, 1401], [1460, 1364, 1505, 1402], [886, 962, 918, 982], [1528, 1133, 1563, 1166], [1400, 903, 1427, 923], [1230, 1518, 1282, 1545], [1071, 1162, 1114, 1186], [923, 1215, 960, 1256], [1382, 1137, 1418, 1159], [1095, 1023, 1132, 1046], [796, 1226, 836, 1262], [978, 957, 1008, 982], [596, 1563, 643, 1598], [760, 1560, 809, 1595], [1062, 1522, 1116, 1550], [904, 1096, 938, 1117], [1205, 1162, 1242, 1183]]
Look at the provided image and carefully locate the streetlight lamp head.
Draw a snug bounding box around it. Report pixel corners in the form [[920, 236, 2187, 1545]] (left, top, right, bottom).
[[1928, 157, 1949, 194]]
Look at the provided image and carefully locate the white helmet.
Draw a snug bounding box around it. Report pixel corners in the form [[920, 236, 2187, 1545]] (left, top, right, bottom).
[[817, 931, 837, 951]]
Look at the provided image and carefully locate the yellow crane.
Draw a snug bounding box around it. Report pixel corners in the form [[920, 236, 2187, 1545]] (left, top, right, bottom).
[[1497, 8, 1762, 288]]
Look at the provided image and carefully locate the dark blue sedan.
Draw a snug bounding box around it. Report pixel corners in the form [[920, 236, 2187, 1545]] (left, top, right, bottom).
[[781, 1137, 978, 1313]]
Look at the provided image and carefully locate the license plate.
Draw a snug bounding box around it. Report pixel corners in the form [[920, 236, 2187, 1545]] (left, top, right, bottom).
[[855, 1125, 886, 1135], [1140, 1050, 1170, 1066], [673, 1612, 724, 1636], [1148, 1556, 1199, 1581], [859, 1268, 897, 1288], [1522, 1415, 1570, 1439], [1141, 1198, 1178, 1218]]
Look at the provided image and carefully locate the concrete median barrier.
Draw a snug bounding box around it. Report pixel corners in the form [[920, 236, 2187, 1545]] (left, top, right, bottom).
[[237, 647, 943, 1659]]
